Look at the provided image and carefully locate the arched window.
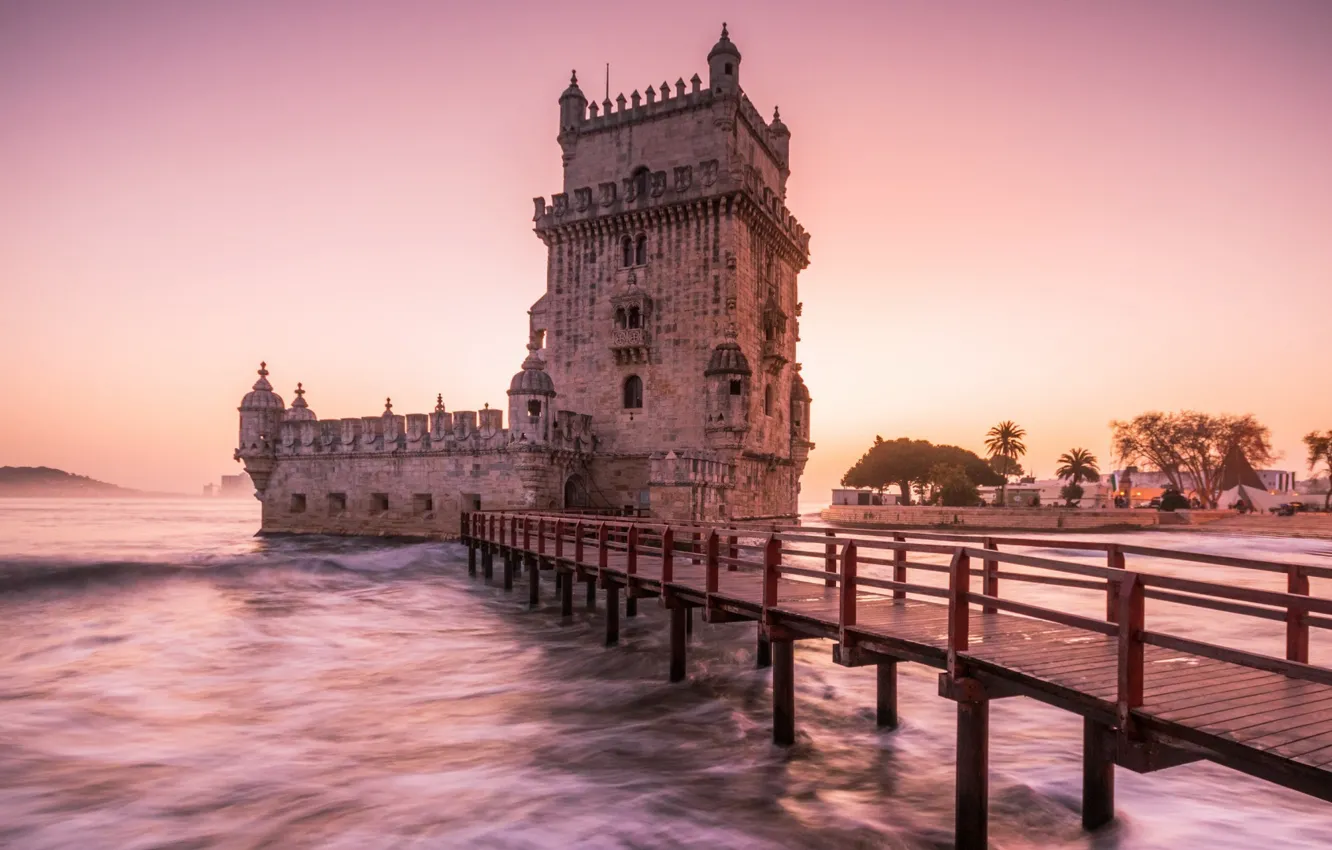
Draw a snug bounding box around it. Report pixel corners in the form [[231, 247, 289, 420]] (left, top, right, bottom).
[[627, 306, 640, 329], [634, 234, 647, 265], [621, 236, 633, 268], [527, 399, 542, 419], [623, 375, 643, 409], [764, 385, 774, 416], [614, 308, 627, 328]]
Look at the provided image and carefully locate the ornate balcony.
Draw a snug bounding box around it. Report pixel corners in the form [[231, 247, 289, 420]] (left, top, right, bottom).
[[610, 327, 650, 364]]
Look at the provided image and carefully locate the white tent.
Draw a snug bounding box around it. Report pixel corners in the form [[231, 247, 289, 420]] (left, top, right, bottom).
[[1215, 484, 1282, 513]]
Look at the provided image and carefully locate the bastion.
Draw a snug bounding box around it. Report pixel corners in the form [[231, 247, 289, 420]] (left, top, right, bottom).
[[235, 26, 815, 538]]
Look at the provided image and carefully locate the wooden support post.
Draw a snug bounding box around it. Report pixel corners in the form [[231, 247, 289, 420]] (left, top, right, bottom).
[[467, 542, 477, 576], [1082, 717, 1116, 831], [626, 527, 638, 616], [756, 632, 772, 668], [876, 660, 898, 729], [955, 690, 990, 850], [483, 546, 494, 581], [824, 530, 837, 587], [839, 541, 858, 633], [705, 531, 720, 594], [1287, 564, 1310, 664], [893, 533, 907, 600], [586, 575, 597, 610], [503, 549, 514, 591], [982, 538, 998, 614], [686, 606, 693, 635], [560, 567, 574, 618], [762, 534, 780, 611], [626, 596, 637, 617], [669, 606, 687, 682], [606, 581, 620, 646], [528, 553, 540, 608], [1106, 545, 1124, 623], [661, 527, 674, 583], [1117, 572, 1145, 733], [772, 638, 795, 746], [947, 549, 971, 679]]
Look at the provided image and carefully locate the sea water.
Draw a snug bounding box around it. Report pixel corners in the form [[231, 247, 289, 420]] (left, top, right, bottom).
[[1, 498, 1330, 849]]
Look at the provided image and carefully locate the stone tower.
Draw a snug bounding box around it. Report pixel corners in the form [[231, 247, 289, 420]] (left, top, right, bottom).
[[528, 25, 814, 520]]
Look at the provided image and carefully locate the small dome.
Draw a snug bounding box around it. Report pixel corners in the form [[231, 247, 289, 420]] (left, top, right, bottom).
[[769, 105, 789, 136], [791, 373, 810, 402], [507, 343, 556, 397], [284, 382, 316, 421], [560, 70, 585, 101], [708, 23, 741, 62], [240, 362, 284, 411], [705, 341, 752, 376]]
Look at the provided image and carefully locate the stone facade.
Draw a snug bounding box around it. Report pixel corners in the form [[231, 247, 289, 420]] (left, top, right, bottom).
[[235, 26, 814, 538]]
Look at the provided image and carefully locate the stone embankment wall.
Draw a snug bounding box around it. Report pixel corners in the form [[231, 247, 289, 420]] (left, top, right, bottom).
[[819, 505, 1236, 531]]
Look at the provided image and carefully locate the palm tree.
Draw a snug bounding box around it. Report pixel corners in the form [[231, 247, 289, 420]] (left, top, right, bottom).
[[984, 421, 1027, 507], [1055, 448, 1101, 485]]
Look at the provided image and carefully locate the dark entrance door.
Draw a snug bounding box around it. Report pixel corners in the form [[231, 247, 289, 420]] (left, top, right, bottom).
[[564, 475, 589, 509]]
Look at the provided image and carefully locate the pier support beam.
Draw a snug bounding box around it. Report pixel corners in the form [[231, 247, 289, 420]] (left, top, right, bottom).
[[955, 685, 990, 850], [554, 571, 562, 592], [586, 577, 597, 610], [482, 547, 493, 581], [1082, 718, 1116, 831], [756, 633, 772, 668], [502, 551, 514, 591], [772, 639, 795, 746], [560, 570, 574, 619], [467, 544, 476, 576], [605, 582, 620, 646], [876, 660, 898, 729], [669, 606, 687, 682], [528, 555, 540, 608], [686, 607, 694, 635], [626, 596, 637, 618]]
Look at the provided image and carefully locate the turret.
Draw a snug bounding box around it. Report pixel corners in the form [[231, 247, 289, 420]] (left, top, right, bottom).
[[283, 383, 316, 422], [707, 23, 741, 96], [558, 70, 587, 132], [769, 105, 791, 190], [790, 368, 811, 444], [235, 362, 284, 494], [704, 333, 752, 449], [507, 337, 556, 444]]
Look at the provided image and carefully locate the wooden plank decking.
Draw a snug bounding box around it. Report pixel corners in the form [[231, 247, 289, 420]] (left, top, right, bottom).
[[464, 512, 1332, 849]]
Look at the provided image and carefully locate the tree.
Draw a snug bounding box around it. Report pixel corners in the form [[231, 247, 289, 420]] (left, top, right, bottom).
[[842, 437, 1001, 505], [1060, 482, 1084, 506], [988, 455, 1024, 479], [984, 421, 1027, 507], [1305, 431, 1332, 510], [932, 463, 980, 507], [1055, 448, 1100, 487], [1112, 411, 1274, 509]]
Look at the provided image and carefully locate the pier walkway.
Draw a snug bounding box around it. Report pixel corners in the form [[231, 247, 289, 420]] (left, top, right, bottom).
[[461, 511, 1332, 848]]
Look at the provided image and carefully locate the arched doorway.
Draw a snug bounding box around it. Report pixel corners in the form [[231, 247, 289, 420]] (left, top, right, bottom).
[[564, 474, 590, 509]]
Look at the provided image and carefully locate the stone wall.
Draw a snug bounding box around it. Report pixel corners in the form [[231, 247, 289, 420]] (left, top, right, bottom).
[[820, 505, 1166, 530]]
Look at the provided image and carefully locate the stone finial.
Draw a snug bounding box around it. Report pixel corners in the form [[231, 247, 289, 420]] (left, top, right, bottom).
[[721, 22, 729, 39], [435, 393, 445, 413], [292, 383, 308, 408], [660, 81, 670, 100], [252, 362, 273, 391], [588, 101, 599, 118], [570, 70, 578, 85], [645, 86, 655, 105], [690, 74, 701, 94], [631, 89, 641, 108], [384, 397, 393, 413], [676, 78, 686, 97], [603, 97, 612, 114], [615, 92, 627, 112], [484, 402, 489, 410]]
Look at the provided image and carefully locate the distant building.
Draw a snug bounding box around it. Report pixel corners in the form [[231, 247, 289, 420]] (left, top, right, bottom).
[[1111, 467, 1297, 499], [978, 479, 1111, 508], [219, 473, 252, 498], [203, 483, 217, 497], [831, 488, 898, 506]]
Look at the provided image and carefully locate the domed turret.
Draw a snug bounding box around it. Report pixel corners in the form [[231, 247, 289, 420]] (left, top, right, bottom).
[[240, 362, 284, 412], [507, 338, 556, 443], [768, 105, 790, 169], [559, 69, 587, 132], [704, 333, 752, 447], [284, 382, 316, 422], [708, 23, 741, 95], [235, 362, 284, 495], [704, 340, 752, 376]]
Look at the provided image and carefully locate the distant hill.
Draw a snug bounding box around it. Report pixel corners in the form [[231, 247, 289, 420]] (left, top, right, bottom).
[[0, 466, 145, 498]]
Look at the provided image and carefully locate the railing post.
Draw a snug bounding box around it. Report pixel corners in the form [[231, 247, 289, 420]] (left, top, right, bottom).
[[839, 541, 858, 633], [982, 538, 998, 614], [627, 525, 639, 577], [661, 527, 674, 584], [488, 514, 495, 545], [893, 532, 907, 600], [1105, 545, 1124, 623], [705, 531, 720, 594], [574, 520, 585, 565], [728, 533, 738, 572], [1116, 572, 1145, 734], [762, 534, 781, 611], [1287, 564, 1310, 664], [523, 516, 531, 551], [947, 548, 971, 679], [498, 513, 506, 548], [597, 522, 609, 571], [824, 530, 837, 587]]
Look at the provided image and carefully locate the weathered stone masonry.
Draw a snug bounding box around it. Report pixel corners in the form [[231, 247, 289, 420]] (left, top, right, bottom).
[[235, 26, 814, 538]]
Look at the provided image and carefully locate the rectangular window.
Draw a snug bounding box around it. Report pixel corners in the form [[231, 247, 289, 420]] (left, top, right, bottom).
[[413, 493, 434, 515], [290, 494, 307, 513], [371, 493, 389, 513], [729, 379, 742, 396], [328, 493, 347, 514]]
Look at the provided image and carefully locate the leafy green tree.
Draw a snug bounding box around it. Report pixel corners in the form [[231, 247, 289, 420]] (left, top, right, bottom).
[[984, 421, 1028, 507], [932, 463, 980, 507], [1304, 431, 1332, 510], [1060, 482, 1084, 506], [842, 437, 1001, 504], [1056, 448, 1100, 488]]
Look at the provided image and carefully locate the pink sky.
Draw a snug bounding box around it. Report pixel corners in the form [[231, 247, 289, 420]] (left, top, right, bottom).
[[2, 1, 1330, 496]]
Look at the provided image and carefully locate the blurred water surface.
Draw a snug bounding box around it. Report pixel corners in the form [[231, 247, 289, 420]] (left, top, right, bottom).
[[1, 498, 1331, 849]]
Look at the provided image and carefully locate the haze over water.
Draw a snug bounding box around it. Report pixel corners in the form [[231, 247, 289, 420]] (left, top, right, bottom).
[[1, 499, 1331, 849]]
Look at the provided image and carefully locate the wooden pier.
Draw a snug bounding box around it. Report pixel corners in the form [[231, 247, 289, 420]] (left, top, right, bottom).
[[461, 511, 1332, 848]]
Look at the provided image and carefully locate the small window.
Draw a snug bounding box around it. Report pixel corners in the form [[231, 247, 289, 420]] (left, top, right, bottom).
[[634, 234, 647, 265], [527, 399, 542, 419], [623, 375, 643, 409], [614, 307, 627, 328], [621, 236, 633, 268], [764, 385, 774, 416], [724, 63, 733, 75], [328, 493, 347, 514], [290, 494, 306, 513], [371, 493, 389, 513], [627, 306, 641, 329], [729, 379, 742, 396], [632, 167, 649, 199], [413, 493, 433, 515]]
